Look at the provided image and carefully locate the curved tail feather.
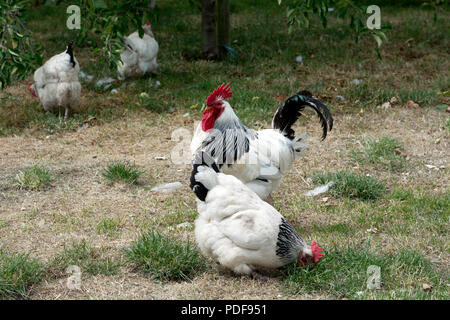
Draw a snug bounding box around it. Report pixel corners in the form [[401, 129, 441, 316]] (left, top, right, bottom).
[[272, 90, 333, 141]]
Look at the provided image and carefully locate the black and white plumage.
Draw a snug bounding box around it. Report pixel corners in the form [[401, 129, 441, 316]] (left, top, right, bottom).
[[28, 42, 81, 120], [190, 151, 319, 277], [272, 90, 333, 141], [190, 84, 334, 201]]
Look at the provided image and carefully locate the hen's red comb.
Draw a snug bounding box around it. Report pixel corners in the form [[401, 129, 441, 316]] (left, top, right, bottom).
[[206, 83, 232, 107], [311, 241, 324, 263], [28, 83, 37, 98], [146, 20, 151, 26]]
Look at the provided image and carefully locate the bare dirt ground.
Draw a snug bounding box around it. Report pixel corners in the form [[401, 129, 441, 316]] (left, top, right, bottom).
[[0, 104, 448, 299]]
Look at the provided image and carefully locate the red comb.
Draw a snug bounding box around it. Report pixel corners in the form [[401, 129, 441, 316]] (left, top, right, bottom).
[[146, 20, 151, 26], [311, 241, 324, 263], [206, 83, 232, 107], [28, 83, 37, 98]]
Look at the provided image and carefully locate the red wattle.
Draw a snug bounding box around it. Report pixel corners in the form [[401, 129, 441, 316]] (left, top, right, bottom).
[[311, 241, 324, 263]]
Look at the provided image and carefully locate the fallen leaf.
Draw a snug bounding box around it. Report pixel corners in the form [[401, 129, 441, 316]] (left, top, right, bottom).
[[394, 149, 407, 158], [274, 96, 287, 101], [405, 100, 420, 109], [422, 283, 433, 291], [83, 117, 96, 124]]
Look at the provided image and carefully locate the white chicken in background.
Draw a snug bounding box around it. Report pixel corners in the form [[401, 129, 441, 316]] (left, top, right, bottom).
[[117, 20, 159, 79], [190, 83, 333, 201], [28, 42, 81, 120], [190, 151, 324, 278]]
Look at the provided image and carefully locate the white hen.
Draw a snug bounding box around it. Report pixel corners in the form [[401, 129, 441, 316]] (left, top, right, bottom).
[[117, 20, 159, 79], [190, 151, 324, 278], [28, 42, 81, 120]]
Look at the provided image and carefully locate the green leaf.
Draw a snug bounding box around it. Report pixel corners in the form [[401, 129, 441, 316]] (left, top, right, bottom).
[[287, 8, 295, 18], [8, 49, 19, 57], [373, 34, 383, 47]]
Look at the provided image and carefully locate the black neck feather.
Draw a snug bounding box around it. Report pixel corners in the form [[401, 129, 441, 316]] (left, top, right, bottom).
[[66, 42, 76, 68]]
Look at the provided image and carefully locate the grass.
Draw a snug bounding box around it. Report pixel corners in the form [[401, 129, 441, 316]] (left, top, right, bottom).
[[390, 188, 449, 221], [125, 230, 207, 282], [32, 113, 85, 135], [14, 165, 51, 190], [48, 240, 121, 277], [282, 247, 449, 299], [0, 1, 448, 135], [96, 217, 123, 237], [0, 0, 448, 299], [0, 249, 44, 299], [102, 161, 143, 184], [350, 137, 407, 171], [312, 171, 386, 201]]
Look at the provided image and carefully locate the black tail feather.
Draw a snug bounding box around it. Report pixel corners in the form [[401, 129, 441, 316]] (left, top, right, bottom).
[[272, 90, 333, 141], [190, 151, 220, 201], [66, 41, 76, 68]]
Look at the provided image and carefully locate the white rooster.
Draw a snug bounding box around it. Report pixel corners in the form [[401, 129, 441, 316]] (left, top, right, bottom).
[[28, 42, 81, 120], [117, 20, 159, 79], [190, 83, 333, 201], [190, 151, 324, 279]]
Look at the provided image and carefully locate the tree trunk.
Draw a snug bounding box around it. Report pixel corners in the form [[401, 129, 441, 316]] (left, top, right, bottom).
[[217, 0, 230, 59], [201, 0, 218, 59]]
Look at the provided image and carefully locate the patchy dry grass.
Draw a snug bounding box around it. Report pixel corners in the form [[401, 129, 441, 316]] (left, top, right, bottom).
[[13, 165, 51, 190], [48, 240, 121, 277], [102, 161, 144, 185], [350, 137, 407, 172], [312, 171, 386, 201], [0, 249, 44, 299], [125, 230, 207, 282], [282, 247, 448, 299], [96, 217, 123, 237], [0, 0, 448, 300]]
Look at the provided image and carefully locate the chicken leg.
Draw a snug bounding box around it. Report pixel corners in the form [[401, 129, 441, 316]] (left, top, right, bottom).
[[64, 107, 70, 121]]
